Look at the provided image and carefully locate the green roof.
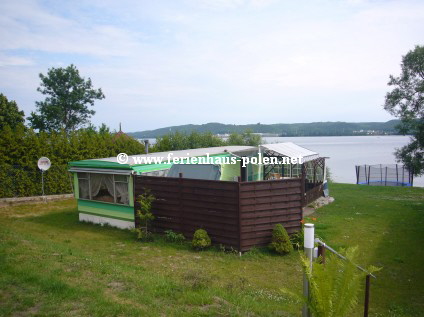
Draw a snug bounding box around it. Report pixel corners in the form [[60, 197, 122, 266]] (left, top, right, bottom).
[[68, 160, 132, 170], [69, 153, 235, 173]]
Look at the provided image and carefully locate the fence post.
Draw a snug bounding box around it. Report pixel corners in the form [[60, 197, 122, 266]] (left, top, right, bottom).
[[133, 174, 137, 228], [367, 165, 370, 185], [355, 166, 359, 184], [385, 167, 387, 186], [303, 223, 314, 317], [317, 244, 326, 264], [301, 167, 306, 206], [179, 173, 183, 233], [237, 176, 242, 254], [364, 274, 371, 317]]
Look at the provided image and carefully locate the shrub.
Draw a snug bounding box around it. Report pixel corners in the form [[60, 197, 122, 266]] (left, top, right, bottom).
[[268, 224, 293, 255], [290, 228, 304, 250], [135, 189, 155, 241], [164, 230, 185, 243], [192, 229, 211, 250]]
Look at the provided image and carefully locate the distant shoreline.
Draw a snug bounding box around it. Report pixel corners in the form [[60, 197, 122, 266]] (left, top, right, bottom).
[[129, 120, 401, 139]]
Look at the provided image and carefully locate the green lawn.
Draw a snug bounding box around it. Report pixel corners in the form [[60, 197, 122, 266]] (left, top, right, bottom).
[[0, 183, 423, 316]]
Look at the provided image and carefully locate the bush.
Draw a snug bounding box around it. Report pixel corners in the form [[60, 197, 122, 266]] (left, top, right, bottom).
[[290, 228, 304, 250], [164, 230, 185, 243], [135, 189, 155, 242], [268, 224, 293, 255], [192, 229, 211, 250]]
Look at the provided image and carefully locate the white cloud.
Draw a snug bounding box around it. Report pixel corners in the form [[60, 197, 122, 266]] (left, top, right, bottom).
[[0, 54, 33, 67]]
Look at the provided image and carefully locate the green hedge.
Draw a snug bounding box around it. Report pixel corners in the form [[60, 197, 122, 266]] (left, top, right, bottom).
[[0, 126, 146, 198], [0, 125, 262, 198], [0, 165, 73, 198]]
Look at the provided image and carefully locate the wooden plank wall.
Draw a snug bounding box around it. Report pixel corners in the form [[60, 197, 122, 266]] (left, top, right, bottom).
[[239, 179, 303, 251], [134, 176, 303, 251], [134, 176, 240, 249], [304, 182, 324, 206]]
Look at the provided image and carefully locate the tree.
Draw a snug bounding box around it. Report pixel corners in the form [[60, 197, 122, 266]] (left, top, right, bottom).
[[0, 93, 25, 130], [384, 45, 424, 175], [28, 64, 105, 133], [227, 129, 262, 146]]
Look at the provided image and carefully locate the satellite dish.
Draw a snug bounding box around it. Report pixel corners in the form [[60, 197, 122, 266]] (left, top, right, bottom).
[[37, 157, 51, 171]]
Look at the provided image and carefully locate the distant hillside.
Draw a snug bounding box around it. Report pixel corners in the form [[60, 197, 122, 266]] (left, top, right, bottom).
[[128, 120, 401, 138]]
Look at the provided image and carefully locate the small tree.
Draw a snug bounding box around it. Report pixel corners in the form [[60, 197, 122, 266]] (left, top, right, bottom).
[[269, 224, 293, 254], [192, 229, 211, 250], [135, 189, 155, 241], [28, 64, 105, 133]]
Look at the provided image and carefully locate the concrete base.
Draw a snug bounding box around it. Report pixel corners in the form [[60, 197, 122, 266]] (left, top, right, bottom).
[[0, 194, 74, 208], [79, 213, 134, 230]]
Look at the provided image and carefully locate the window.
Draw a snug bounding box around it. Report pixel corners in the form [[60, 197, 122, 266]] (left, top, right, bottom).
[[77, 173, 129, 205], [78, 173, 90, 199]]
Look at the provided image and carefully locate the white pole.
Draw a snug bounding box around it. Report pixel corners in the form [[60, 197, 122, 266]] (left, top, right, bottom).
[[303, 223, 315, 317]]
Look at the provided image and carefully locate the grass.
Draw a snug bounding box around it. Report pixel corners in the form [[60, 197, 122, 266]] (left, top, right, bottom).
[[0, 183, 423, 316]]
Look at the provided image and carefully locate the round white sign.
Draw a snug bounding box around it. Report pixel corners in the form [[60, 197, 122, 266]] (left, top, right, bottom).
[[37, 157, 51, 171]]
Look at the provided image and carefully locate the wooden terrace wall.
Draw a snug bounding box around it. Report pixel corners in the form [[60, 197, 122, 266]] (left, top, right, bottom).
[[239, 179, 303, 251], [134, 176, 303, 252]]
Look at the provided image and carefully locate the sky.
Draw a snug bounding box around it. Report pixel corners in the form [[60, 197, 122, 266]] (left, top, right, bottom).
[[1, 0, 423, 132]]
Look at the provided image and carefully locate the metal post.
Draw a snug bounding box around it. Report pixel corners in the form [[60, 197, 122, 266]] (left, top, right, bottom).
[[355, 166, 359, 184], [411, 170, 414, 187], [396, 164, 399, 184], [402, 166, 405, 186], [41, 170, 46, 202], [318, 244, 326, 264], [385, 166, 387, 186], [144, 139, 149, 154], [364, 274, 371, 317], [380, 164, 383, 184], [367, 165, 371, 185], [303, 223, 314, 317]]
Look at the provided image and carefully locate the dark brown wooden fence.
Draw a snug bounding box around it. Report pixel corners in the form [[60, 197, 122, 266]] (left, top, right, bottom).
[[239, 179, 302, 251], [304, 182, 324, 206], [134, 175, 302, 251]]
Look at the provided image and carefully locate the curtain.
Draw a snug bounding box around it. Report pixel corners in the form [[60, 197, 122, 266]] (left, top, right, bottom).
[[115, 182, 129, 205], [89, 174, 104, 198], [78, 179, 90, 199], [102, 174, 115, 200], [80, 173, 129, 205]]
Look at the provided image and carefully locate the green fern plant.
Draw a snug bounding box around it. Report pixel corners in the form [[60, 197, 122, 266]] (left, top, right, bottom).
[[282, 247, 380, 317]]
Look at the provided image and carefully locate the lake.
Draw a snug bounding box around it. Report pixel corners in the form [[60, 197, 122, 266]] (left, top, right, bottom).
[[262, 135, 423, 187], [144, 135, 423, 187]]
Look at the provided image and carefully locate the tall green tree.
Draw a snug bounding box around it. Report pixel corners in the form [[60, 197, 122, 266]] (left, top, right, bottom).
[[28, 64, 105, 133], [0, 93, 25, 130], [384, 45, 424, 175]]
